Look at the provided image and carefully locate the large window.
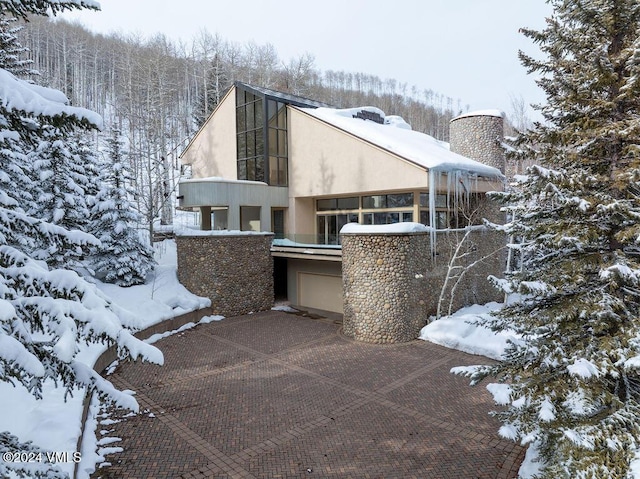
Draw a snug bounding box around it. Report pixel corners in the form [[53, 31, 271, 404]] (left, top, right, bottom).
[[236, 90, 264, 182], [318, 214, 358, 245], [236, 87, 289, 186], [267, 99, 288, 186], [314, 192, 464, 245]]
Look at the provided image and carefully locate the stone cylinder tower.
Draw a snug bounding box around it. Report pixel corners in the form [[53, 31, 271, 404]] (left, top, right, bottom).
[[449, 110, 505, 174]]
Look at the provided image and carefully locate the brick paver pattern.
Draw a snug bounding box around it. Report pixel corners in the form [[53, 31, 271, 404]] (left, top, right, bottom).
[[92, 311, 524, 479]]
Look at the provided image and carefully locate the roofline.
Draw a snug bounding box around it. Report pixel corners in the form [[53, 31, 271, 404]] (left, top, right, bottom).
[[179, 84, 236, 160], [291, 106, 502, 181], [234, 81, 332, 108]]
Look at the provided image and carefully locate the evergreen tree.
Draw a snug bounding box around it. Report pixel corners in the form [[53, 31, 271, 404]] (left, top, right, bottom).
[[0, 16, 37, 76], [455, 1, 640, 478], [90, 129, 155, 287], [0, 3, 162, 478], [29, 125, 96, 268]]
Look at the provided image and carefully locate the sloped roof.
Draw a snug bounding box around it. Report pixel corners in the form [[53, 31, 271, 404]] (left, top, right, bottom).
[[235, 81, 331, 108], [299, 106, 503, 179]]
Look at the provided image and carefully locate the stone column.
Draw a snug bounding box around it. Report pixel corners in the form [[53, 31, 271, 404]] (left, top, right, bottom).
[[341, 232, 430, 343], [176, 232, 274, 317], [449, 111, 505, 174]]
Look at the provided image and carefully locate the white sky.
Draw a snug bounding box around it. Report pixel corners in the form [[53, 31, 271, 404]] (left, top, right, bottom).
[[59, 0, 552, 121]]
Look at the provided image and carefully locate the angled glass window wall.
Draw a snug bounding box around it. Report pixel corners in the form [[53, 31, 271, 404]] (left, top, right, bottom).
[[235, 85, 292, 187], [236, 90, 265, 182]]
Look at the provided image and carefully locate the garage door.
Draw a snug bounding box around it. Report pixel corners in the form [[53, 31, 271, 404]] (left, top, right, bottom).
[[298, 273, 343, 314]]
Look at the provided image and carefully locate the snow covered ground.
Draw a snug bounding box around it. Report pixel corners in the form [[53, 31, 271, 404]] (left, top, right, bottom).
[[0, 239, 212, 479], [419, 301, 541, 478], [3, 231, 635, 479]]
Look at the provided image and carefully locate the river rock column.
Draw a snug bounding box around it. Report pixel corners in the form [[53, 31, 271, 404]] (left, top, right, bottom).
[[341, 231, 430, 343], [449, 110, 505, 174], [176, 231, 274, 317]]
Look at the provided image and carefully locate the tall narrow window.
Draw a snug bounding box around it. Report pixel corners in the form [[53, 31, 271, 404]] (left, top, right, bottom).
[[266, 100, 288, 186], [272, 208, 286, 239], [236, 90, 264, 182]]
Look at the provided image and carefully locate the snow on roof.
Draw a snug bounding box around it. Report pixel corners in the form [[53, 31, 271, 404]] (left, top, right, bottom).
[[340, 222, 432, 234], [452, 109, 504, 121], [300, 106, 502, 178], [0, 68, 103, 128]]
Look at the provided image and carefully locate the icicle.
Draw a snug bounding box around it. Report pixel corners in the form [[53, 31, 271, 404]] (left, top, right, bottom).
[[429, 169, 438, 257]]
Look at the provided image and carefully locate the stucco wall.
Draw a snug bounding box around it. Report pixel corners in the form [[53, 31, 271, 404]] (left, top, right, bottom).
[[288, 107, 431, 198], [176, 233, 274, 317], [341, 228, 505, 344], [180, 87, 238, 180]]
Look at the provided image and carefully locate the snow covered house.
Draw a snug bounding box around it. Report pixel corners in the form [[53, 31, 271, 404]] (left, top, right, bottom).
[[178, 82, 504, 315]]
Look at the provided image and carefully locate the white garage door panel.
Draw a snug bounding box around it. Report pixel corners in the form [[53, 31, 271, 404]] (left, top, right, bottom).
[[298, 273, 343, 314]]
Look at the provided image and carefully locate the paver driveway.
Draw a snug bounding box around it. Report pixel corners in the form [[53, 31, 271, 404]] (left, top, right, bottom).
[[92, 310, 523, 479]]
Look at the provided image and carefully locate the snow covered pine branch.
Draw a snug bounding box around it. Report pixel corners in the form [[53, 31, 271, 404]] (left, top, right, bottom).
[[0, 1, 163, 478]]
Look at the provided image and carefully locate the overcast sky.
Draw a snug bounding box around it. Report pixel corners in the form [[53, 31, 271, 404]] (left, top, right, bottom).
[[60, 1, 552, 121]]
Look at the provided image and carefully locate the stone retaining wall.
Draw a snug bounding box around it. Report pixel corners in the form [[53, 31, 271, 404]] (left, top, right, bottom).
[[341, 229, 504, 344], [176, 233, 274, 316]]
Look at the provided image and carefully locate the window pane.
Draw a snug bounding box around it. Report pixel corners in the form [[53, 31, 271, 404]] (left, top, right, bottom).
[[246, 158, 255, 181], [337, 214, 349, 234], [387, 193, 413, 207], [277, 102, 287, 128], [236, 105, 246, 131], [268, 156, 278, 185], [238, 159, 247, 180], [317, 199, 337, 211], [267, 100, 277, 125], [402, 212, 413, 222], [420, 192, 429, 207], [246, 102, 255, 130], [363, 213, 373, 225], [237, 133, 246, 158], [373, 212, 399, 224], [256, 128, 264, 156], [272, 209, 285, 238], [318, 216, 326, 244], [236, 89, 244, 106], [337, 197, 358, 210], [256, 156, 264, 182], [420, 210, 428, 225], [328, 215, 338, 245], [246, 131, 255, 157], [278, 157, 288, 186], [255, 99, 263, 125], [268, 128, 277, 155], [435, 194, 448, 208], [363, 195, 386, 209], [278, 130, 287, 156]]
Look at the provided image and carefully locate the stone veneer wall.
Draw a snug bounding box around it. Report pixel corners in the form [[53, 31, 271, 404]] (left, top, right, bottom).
[[449, 113, 505, 173], [341, 229, 504, 344], [342, 233, 430, 344], [176, 233, 274, 317]]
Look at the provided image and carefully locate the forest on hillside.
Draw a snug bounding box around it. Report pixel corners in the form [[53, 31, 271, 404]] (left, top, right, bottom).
[[13, 16, 484, 230], [21, 17, 466, 140]]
